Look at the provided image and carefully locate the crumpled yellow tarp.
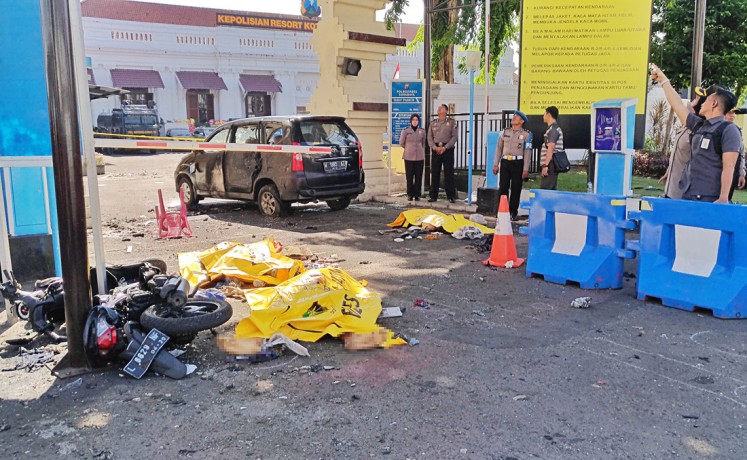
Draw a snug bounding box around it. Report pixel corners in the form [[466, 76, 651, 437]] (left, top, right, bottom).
[[178, 239, 305, 290], [388, 209, 494, 235], [235, 267, 406, 347]]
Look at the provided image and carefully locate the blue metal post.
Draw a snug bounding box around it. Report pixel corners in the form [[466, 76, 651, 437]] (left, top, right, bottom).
[[467, 69, 475, 205]]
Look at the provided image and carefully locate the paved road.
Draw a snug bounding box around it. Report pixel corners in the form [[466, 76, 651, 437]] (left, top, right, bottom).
[[1, 151, 745, 459]]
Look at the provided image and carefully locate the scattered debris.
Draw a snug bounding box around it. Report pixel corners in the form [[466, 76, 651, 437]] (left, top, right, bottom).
[[504, 260, 514, 269], [413, 299, 430, 309], [452, 226, 484, 240], [472, 310, 486, 317], [409, 338, 420, 346], [468, 213, 487, 225], [682, 415, 700, 420], [512, 394, 528, 401], [633, 326, 645, 336], [1, 347, 57, 372], [570, 297, 592, 309], [379, 306, 404, 318]]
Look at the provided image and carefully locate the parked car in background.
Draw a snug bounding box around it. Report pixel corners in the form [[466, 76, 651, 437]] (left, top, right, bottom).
[[193, 126, 217, 138], [166, 127, 194, 138], [174, 115, 365, 216]]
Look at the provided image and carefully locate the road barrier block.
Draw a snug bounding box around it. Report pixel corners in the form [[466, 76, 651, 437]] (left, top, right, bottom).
[[519, 190, 636, 289], [627, 198, 747, 319]]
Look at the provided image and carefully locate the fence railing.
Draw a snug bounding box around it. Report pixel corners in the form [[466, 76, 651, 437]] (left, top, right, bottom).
[[436, 110, 542, 174]]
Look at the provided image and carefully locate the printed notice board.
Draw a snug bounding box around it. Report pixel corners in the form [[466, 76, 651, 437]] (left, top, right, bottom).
[[518, 0, 653, 148]]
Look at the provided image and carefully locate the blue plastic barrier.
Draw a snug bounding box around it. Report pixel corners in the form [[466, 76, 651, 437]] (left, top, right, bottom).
[[519, 190, 636, 289], [628, 198, 747, 319]]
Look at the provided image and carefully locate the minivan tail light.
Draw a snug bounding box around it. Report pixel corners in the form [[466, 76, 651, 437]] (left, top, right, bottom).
[[292, 152, 304, 172], [357, 141, 363, 168]]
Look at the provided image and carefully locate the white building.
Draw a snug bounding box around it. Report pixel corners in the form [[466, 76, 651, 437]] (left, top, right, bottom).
[[81, 0, 425, 125], [81, 0, 519, 126]]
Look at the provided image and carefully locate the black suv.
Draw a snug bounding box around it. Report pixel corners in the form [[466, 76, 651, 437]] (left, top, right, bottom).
[[174, 116, 365, 216]]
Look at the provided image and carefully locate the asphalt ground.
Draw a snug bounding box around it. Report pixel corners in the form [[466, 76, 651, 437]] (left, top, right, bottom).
[[0, 151, 745, 459]]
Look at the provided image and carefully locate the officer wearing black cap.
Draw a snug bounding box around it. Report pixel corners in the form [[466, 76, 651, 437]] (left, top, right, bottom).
[[492, 110, 532, 220], [651, 64, 742, 203]]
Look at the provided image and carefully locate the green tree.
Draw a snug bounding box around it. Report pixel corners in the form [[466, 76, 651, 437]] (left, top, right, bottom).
[[385, 0, 520, 84], [650, 0, 747, 100]]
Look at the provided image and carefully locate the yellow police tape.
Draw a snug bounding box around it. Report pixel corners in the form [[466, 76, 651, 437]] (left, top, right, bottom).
[[388, 209, 495, 235], [94, 132, 205, 142]]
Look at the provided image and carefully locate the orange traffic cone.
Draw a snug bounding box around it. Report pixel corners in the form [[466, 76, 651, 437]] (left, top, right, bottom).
[[483, 195, 524, 268]]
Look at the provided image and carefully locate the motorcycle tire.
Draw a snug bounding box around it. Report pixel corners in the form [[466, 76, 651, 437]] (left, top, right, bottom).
[[139, 299, 232, 336]]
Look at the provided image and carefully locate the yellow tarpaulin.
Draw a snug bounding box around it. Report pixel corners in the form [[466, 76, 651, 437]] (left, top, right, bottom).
[[178, 239, 305, 289], [388, 209, 494, 235], [235, 267, 406, 348]]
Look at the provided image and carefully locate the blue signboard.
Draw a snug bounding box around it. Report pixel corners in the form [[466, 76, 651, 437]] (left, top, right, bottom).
[[390, 81, 423, 145]]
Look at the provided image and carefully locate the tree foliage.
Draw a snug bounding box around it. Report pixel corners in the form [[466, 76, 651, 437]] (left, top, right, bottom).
[[386, 0, 520, 83], [650, 0, 747, 100]]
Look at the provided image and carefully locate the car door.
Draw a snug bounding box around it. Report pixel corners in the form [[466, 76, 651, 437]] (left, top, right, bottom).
[[223, 121, 262, 198], [193, 126, 228, 197]]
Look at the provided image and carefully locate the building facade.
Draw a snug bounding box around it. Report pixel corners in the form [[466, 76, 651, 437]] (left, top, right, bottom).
[[82, 0, 520, 127], [82, 0, 424, 125]]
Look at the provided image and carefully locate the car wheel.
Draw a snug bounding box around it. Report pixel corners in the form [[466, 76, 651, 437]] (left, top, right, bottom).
[[178, 176, 200, 209], [258, 184, 288, 217], [326, 196, 351, 211]]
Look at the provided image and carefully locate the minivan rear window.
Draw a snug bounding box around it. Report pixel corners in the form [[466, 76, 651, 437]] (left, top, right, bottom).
[[298, 120, 357, 146]]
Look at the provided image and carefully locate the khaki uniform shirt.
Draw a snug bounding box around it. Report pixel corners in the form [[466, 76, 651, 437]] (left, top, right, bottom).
[[399, 127, 426, 161], [494, 128, 532, 171], [427, 117, 458, 150]]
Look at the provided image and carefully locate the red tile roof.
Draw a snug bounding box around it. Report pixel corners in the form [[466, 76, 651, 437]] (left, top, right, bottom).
[[81, 0, 420, 41]]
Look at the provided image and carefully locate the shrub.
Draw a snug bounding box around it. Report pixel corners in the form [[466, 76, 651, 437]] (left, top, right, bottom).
[[633, 151, 669, 178]]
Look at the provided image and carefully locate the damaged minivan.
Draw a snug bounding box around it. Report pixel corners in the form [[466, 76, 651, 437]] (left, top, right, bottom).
[[174, 116, 365, 216]]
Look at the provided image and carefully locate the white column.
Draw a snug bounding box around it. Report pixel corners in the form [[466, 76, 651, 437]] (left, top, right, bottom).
[[274, 71, 297, 116], [219, 71, 241, 121]]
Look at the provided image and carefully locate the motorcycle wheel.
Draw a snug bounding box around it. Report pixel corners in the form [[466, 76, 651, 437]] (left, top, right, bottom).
[[139, 299, 232, 336]]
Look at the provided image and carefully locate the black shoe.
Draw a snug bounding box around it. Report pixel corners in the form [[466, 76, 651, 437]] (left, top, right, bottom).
[[414, 196, 420, 201], [448, 198, 456, 203], [510, 213, 518, 221], [408, 196, 413, 201], [428, 197, 437, 202]]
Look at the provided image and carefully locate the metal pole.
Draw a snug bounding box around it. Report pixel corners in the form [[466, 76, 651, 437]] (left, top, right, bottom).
[[468, 69, 475, 205], [40, 0, 92, 377], [691, 0, 706, 99], [70, 0, 107, 296], [482, 0, 490, 195], [424, 0, 432, 189]]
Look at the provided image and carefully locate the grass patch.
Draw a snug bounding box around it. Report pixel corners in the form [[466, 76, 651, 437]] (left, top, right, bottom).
[[522, 169, 747, 203]]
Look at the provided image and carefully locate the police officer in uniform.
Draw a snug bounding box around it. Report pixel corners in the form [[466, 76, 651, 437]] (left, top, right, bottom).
[[651, 64, 741, 203], [492, 110, 532, 220], [427, 104, 458, 203]]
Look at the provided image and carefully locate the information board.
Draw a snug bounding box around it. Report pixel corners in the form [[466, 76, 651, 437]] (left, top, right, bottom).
[[390, 81, 423, 145], [518, 0, 653, 148]]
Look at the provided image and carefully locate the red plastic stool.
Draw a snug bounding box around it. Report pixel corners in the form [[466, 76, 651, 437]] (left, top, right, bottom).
[[155, 188, 193, 239]]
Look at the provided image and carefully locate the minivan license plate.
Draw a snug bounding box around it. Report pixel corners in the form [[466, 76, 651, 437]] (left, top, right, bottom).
[[324, 160, 347, 172]]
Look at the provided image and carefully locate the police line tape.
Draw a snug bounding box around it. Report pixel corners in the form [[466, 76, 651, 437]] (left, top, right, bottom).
[[94, 132, 205, 141], [92, 137, 333, 154]]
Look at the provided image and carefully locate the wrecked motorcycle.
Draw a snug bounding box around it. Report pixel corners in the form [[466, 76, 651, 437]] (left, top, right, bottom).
[[0, 270, 66, 342], [83, 265, 232, 378]]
